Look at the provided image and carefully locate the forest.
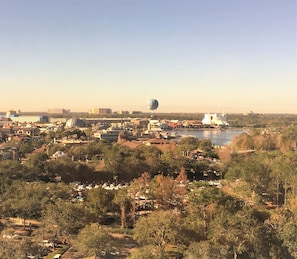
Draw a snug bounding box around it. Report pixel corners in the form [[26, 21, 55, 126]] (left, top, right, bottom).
[[0, 118, 297, 259]]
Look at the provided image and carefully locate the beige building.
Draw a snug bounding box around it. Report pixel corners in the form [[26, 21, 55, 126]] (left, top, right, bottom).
[[6, 109, 19, 118], [88, 108, 112, 115], [47, 108, 70, 114]]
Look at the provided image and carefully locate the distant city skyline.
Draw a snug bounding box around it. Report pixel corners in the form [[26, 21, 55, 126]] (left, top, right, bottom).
[[0, 0, 296, 114]]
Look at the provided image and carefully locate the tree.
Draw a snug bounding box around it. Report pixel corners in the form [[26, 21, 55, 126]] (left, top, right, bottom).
[[103, 144, 130, 181], [262, 152, 287, 207], [139, 146, 164, 175], [282, 152, 297, 206], [0, 181, 50, 223], [184, 241, 225, 259], [281, 213, 297, 258], [278, 126, 297, 151], [128, 172, 152, 227], [178, 136, 199, 154], [208, 206, 291, 259], [128, 245, 162, 259], [198, 139, 218, 158], [231, 132, 255, 150], [18, 141, 35, 154], [150, 175, 185, 210], [68, 145, 88, 161], [75, 223, 113, 257], [47, 143, 66, 157], [160, 149, 185, 175], [133, 210, 181, 255], [113, 187, 131, 228], [225, 154, 271, 199], [84, 186, 114, 222], [41, 200, 88, 238], [185, 185, 226, 238], [209, 209, 258, 259], [0, 160, 23, 179], [25, 152, 48, 179], [45, 158, 83, 182]]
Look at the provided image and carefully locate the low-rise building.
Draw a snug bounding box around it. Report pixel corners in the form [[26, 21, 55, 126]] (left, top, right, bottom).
[[94, 127, 123, 142], [202, 113, 229, 126], [0, 147, 19, 161], [47, 108, 70, 114], [88, 108, 112, 115]]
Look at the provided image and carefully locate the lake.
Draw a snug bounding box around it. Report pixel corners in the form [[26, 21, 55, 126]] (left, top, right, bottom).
[[175, 128, 246, 146]]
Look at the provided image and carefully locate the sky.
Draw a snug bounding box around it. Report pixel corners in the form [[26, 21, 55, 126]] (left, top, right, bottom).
[[0, 0, 296, 114]]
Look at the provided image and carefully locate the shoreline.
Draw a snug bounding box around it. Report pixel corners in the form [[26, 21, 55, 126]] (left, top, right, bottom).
[[173, 127, 245, 131]]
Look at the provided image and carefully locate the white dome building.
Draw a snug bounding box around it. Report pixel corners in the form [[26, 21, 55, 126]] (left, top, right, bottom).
[[65, 117, 85, 128]]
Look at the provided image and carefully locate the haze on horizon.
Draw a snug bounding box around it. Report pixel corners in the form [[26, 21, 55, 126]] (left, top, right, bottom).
[[0, 0, 296, 114]]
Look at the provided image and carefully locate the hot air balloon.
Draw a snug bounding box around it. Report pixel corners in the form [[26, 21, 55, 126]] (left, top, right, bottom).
[[148, 99, 159, 110]]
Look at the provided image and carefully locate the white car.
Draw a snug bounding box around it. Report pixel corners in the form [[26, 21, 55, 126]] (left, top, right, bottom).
[[40, 240, 54, 248], [3, 233, 21, 239]]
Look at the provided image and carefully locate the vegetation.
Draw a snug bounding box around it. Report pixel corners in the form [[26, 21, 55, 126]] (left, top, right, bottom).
[[1, 115, 297, 258]]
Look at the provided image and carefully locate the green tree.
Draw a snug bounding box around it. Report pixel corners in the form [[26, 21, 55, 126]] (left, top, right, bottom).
[[3, 181, 49, 221], [128, 245, 162, 259], [84, 186, 114, 222], [209, 207, 292, 259], [281, 212, 297, 258], [128, 172, 152, 226], [225, 154, 271, 200], [185, 185, 226, 238], [113, 187, 131, 228], [25, 152, 48, 179], [184, 241, 225, 259], [47, 143, 66, 157], [68, 145, 88, 161], [75, 223, 113, 257], [279, 126, 297, 151], [42, 200, 88, 238], [198, 138, 218, 158], [0, 160, 23, 179], [160, 149, 185, 175], [44, 158, 78, 182], [178, 136, 199, 154], [141, 146, 163, 171], [103, 144, 130, 181], [133, 210, 181, 255]]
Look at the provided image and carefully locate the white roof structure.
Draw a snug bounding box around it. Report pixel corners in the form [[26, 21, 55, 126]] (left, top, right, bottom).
[[202, 113, 229, 126], [52, 151, 66, 159], [65, 117, 85, 128]]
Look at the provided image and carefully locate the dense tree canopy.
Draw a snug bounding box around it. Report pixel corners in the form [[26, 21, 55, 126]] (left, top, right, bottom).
[[75, 223, 113, 257]]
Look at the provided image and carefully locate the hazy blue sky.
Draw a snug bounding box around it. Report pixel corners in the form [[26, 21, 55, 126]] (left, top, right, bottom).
[[0, 0, 296, 113]]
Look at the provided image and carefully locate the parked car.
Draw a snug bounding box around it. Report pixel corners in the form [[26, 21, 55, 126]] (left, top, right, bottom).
[[39, 240, 54, 248], [2, 233, 21, 239]]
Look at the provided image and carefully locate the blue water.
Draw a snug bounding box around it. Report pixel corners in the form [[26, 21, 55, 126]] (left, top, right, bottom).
[[175, 129, 246, 146]]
